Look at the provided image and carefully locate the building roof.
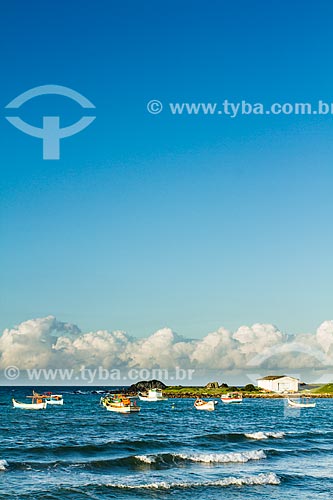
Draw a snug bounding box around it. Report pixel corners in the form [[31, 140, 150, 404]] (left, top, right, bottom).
[[257, 375, 298, 380]]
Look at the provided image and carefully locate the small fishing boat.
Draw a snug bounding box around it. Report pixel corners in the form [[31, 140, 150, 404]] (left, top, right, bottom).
[[194, 398, 215, 411], [43, 392, 64, 405], [138, 388, 168, 401], [102, 395, 140, 413], [12, 392, 47, 410], [221, 392, 243, 404], [287, 398, 316, 408]]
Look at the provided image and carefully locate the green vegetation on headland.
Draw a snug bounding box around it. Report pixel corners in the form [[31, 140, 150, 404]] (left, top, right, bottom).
[[124, 380, 333, 398], [311, 383, 333, 394], [126, 380, 333, 398], [163, 384, 333, 398], [164, 384, 264, 398]]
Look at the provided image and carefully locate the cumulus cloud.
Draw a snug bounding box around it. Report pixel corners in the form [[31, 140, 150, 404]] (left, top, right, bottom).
[[0, 316, 333, 379], [315, 320, 333, 354], [54, 330, 133, 369], [127, 328, 195, 369], [190, 328, 243, 370], [0, 316, 80, 369]]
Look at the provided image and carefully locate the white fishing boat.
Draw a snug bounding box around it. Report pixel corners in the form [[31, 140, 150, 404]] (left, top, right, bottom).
[[44, 393, 63, 405], [103, 395, 140, 413], [287, 398, 316, 408], [221, 392, 243, 404], [12, 394, 47, 410], [194, 398, 215, 411], [138, 388, 168, 401]]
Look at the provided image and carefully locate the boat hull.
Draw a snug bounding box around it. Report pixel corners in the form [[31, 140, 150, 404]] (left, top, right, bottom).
[[287, 399, 316, 408], [45, 399, 64, 405], [194, 401, 215, 411], [138, 389, 168, 401], [12, 398, 47, 410], [138, 395, 168, 401], [221, 392, 243, 404], [106, 405, 140, 413], [221, 398, 243, 404]]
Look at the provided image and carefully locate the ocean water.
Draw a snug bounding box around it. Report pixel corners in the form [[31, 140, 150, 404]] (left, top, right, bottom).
[[1, 387, 332, 499]]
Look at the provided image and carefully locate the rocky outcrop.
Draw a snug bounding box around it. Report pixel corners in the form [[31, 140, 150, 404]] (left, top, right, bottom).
[[127, 379, 167, 393], [205, 381, 219, 389]]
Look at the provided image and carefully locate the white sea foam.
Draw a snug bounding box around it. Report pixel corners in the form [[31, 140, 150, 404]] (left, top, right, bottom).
[[0, 460, 8, 471], [173, 449, 266, 463], [107, 472, 280, 489], [135, 455, 156, 464], [245, 432, 285, 440]]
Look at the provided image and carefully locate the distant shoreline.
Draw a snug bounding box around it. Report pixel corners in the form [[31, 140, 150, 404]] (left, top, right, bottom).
[[156, 393, 333, 399], [5, 385, 333, 398], [124, 385, 333, 399]]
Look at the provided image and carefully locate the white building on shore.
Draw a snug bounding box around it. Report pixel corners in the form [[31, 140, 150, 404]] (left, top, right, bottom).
[[257, 375, 299, 393]]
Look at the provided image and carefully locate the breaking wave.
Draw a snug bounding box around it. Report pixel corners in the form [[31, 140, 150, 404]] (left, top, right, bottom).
[[134, 455, 157, 464], [0, 460, 8, 471], [172, 450, 266, 463], [245, 432, 285, 440], [106, 472, 280, 489]]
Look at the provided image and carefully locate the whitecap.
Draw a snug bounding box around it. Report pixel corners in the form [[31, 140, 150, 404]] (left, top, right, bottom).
[[245, 432, 285, 440], [172, 449, 266, 463], [134, 455, 156, 464], [0, 460, 8, 471], [106, 472, 280, 489]]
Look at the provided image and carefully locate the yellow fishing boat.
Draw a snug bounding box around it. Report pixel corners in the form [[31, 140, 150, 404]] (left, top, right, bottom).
[[101, 395, 140, 413]]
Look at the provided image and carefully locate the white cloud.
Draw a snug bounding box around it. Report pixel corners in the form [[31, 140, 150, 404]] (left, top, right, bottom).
[[316, 320, 333, 354], [0, 316, 80, 369], [126, 328, 194, 369], [190, 328, 243, 369], [0, 316, 333, 377], [53, 329, 132, 369]]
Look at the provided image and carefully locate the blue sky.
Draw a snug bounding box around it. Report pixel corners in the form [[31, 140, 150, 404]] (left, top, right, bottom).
[[1, 0, 333, 338]]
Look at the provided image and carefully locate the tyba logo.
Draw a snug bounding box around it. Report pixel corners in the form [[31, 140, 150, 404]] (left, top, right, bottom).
[[5, 85, 96, 160]]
